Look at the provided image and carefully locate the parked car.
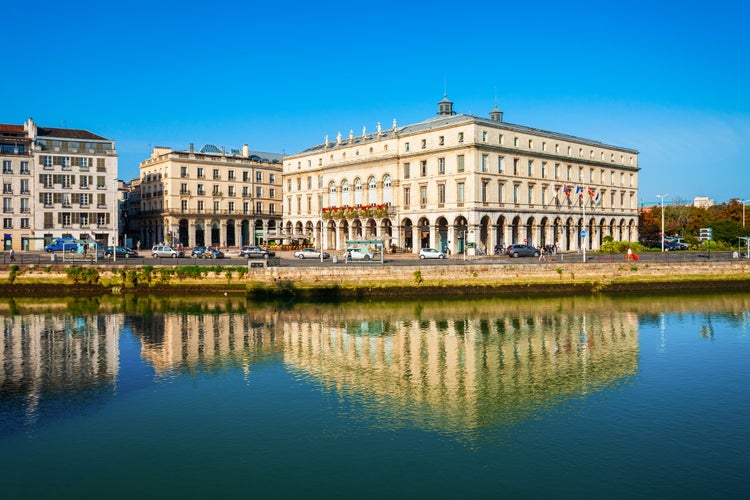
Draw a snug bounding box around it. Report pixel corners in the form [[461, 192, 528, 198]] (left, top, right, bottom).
[[418, 247, 446, 259], [106, 246, 139, 258], [240, 246, 275, 259], [294, 248, 330, 259], [191, 246, 225, 259], [665, 241, 688, 251], [151, 245, 184, 258], [44, 237, 78, 252], [506, 244, 541, 258], [343, 248, 374, 261]]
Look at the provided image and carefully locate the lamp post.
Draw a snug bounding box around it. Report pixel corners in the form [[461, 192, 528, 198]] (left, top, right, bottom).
[[656, 194, 669, 252]]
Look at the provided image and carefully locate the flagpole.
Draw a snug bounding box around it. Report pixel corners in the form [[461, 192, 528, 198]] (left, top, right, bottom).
[[582, 185, 586, 263]]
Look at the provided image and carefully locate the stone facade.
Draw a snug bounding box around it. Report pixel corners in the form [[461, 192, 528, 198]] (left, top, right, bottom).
[[136, 144, 282, 248], [0, 118, 119, 251], [282, 97, 639, 255]]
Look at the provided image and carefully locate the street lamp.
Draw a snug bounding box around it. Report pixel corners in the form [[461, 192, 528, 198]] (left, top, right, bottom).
[[656, 194, 669, 252]]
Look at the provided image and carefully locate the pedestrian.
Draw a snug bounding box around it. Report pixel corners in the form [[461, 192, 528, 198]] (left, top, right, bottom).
[[539, 246, 546, 262], [627, 247, 632, 261], [10, 248, 15, 262]]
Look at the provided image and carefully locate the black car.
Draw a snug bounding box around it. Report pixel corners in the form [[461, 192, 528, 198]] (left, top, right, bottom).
[[105, 246, 139, 258], [240, 246, 275, 259], [191, 246, 225, 259], [506, 244, 541, 258]]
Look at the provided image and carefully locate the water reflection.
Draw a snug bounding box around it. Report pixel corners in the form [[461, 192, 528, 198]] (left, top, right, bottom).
[[1, 293, 749, 438]]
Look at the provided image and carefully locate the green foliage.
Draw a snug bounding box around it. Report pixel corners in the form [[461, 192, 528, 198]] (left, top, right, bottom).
[[65, 266, 100, 285], [8, 264, 19, 284], [413, 270, 423, 285], [601, 240, 645, 254]]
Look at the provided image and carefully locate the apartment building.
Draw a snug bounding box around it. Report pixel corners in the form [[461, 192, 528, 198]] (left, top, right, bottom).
[[282, 96, 639, 254], [136, 144, 282, 248], [0, 124, 33, 250], [0, 118, 118, 251]]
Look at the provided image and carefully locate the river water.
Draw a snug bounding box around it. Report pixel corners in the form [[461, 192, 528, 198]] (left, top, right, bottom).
[[1, 293, 748, 498]]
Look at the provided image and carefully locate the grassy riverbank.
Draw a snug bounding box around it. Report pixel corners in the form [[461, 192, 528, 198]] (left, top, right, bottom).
[[1, 260, 749, 299]]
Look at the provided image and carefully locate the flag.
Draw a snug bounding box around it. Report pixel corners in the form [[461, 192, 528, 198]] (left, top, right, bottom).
[[575, 185, 583, 198], [563, 184, 571, 197], [587, 187, 595, 198], [593, 192, 600, 204]]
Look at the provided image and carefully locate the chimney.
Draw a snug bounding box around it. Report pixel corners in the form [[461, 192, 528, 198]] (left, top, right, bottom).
[[242, 144, 250, 157], [189, 143, 194, 153]]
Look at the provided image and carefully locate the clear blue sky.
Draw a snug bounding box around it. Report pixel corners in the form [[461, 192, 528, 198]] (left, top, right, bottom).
[[4, 0, 748, 205]]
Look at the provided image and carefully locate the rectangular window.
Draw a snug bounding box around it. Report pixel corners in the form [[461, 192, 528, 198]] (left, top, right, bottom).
[[228, 170, 235, 180], [242, 186, 249, 197], [43, 156, 53, 167], [458, 132, 464, 143], [213, 185, 220, 195], [513, 185, 519, 204], [242, 171, 249, 182], [20, 161, 29, 174], [438, 158, 445, 174], [404, 187, 410, 207], [481, 154, 488, 172], [197, 184, 205, 195], [182, 166, 189, 179], [214, 201, 220, 213], [256, 186, 263, 198], [97, 193, 106, 207], [404, 162, 410, 179], [541, 162, 547, 178], [2, 161, 11, 174], [457, 155, 465, 173], [527, 160, 533, 176], [482, 131, 487, 142], [555, 163, 560, 180], [197, 167, 204, 178], [439, 136, 444, 145], [228, 201, 234, 213], [482, 181, 488, 202], [457, 183, 465, 203], [528, 186, 533, 205], [438, 184, 445, 204], [269, 173, 275, 183], [420, 186, 427, 206], [421, 139, 426, 149], [256, 171, 263, 182], [228, 186, 235, 196], [513, 159, 519, 176], [498, 156, 504, 174], [20, 179, 29, 194], [21, 218, 29, 228], [256, 202, 263, 214], [181, 200, 188, 213], [405, 142, 410, 152], [542, 186, 547, 205], [420, 160, 427, 177], [498, 183, 504, 203]]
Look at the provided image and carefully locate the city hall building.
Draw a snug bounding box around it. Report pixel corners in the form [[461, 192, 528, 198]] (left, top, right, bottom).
[[282, 96, 639, 255]]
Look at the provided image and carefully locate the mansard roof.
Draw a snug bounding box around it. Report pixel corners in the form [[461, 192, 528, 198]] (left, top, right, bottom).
[[37, 127, 110, 141]]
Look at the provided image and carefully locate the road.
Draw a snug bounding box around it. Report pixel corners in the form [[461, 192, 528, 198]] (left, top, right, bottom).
[[1, 249, 744, 267]]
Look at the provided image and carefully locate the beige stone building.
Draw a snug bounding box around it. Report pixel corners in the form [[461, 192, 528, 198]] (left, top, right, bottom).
[[282, 96, 639, 255], [0, 124, 33, 251], [137, 144, 282, 249], [1, 118, 119, 251]]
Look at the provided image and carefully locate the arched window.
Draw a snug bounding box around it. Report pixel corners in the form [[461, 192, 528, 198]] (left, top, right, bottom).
[[383, 175, 392, 204], [354, 178, 363, 205], [328, 181, 336, 207], [341, 180, 350, 206], [368, 176, 377, 205]]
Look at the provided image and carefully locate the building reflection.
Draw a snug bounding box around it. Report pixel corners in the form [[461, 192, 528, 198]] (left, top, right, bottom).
[[1, 314, 121, 428], [280, 302, 640, 433], [126, 298, 641, 433]]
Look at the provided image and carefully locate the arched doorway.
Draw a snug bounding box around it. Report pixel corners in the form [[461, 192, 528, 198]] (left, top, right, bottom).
[[402, 218, 414, 252], [179, 219, 189, 246], [226, 220, 236, 247], [241, 220, 250, 247], [254, 220, 264, 245], [539, 217, 548, 247], [195, 221, 205, 246], [495, 215, 506, 252], [418, 217, 431, 250], [511, 216, 522, 244], [210, 221, 220, 246], [525, 217, 535, 246], [454, 216, 468, 254], [436, 217, 449, 252], [479, 216, 491, 253]]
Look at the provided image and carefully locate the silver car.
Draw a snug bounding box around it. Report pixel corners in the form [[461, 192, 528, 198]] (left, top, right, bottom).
[[343, 248, 374, 261], [151, 245, 184, 258]]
